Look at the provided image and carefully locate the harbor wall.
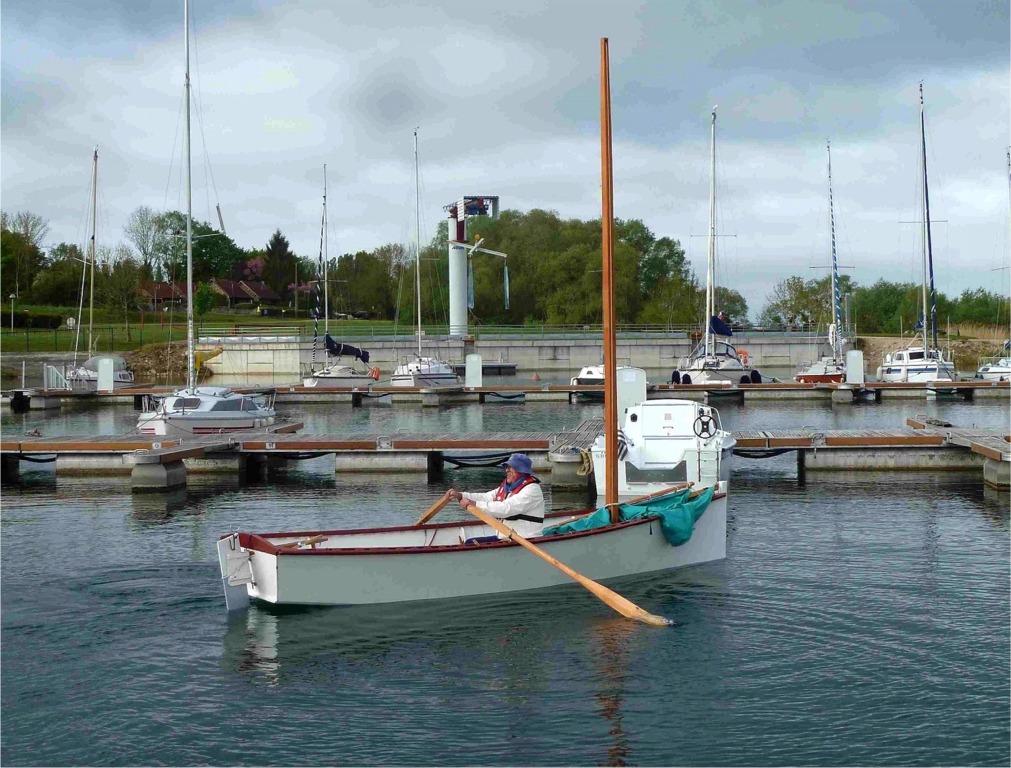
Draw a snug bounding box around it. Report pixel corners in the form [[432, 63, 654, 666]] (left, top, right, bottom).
[[201, 332, 835, 376]]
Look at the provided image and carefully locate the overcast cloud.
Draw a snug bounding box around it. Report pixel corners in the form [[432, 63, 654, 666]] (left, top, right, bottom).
[[2, 0, 1008, 317]]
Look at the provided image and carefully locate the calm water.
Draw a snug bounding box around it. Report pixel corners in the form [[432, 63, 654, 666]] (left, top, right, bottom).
[[1, 392, 1009, 766]]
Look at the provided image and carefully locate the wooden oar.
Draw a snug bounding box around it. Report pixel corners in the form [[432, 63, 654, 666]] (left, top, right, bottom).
[[464, 503, 671, 627], [415, 492, 453, 526], [278, 534, 328, 549]]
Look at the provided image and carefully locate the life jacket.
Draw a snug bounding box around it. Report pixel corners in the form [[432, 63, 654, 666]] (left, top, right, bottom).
[[493, 475, 543, 526], [493, 474, 539, 501]]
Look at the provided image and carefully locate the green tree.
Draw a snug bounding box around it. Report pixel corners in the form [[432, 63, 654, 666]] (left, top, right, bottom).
[[850, 280, 916, 334], [30, 243, 85, 307], [156, 211, 246, 285], [950, 287, 1009, 326], [193, 282, 215, 318], [1, 211, 49, 297], [96, 246, 141, 339], [123, 206, 168, 279], [262, 230, 298, 305], [714, 287, 749, 325], [759, 274, 854, 328]]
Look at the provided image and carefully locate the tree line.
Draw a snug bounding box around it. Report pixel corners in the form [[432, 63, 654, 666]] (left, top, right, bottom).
[[759, 273, 1009, 334], [2, 205, 1006, 334]]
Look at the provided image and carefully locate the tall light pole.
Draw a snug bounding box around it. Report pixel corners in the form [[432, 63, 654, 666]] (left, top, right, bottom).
[[8, 294, 14, 332]]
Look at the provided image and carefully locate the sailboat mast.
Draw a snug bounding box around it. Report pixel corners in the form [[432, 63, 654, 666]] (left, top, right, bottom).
[[323, 163, 329, 336], [600, 37, 618, 516], [321, 163, 329, 335], [413, 129, 422, 357], [705, 108, 717, 358], [827, 141, 842, 359], [87, 147, 98, 356], [184, 0, 195, 391], [920, 83, 937, 350]]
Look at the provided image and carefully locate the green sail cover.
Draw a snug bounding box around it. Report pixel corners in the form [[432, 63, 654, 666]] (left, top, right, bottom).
[[543, 485, 715, 546]]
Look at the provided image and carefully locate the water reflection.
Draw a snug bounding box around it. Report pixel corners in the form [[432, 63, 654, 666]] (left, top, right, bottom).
[[980, 485, 1010, 529], [221, 587, 640, 689], [589, 617, 641, 766]]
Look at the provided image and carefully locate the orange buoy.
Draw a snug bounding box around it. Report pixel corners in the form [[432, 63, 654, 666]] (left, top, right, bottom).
[[531, 373, 541, 382], [369, 366, 381, 381]]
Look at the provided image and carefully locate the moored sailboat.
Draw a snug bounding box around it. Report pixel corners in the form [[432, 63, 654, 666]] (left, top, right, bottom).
[[876, 85, 957, 384], [216, 40, 725, 615], [673, 109, 761, 386], [796, 141, 847, 383], [973, 150, 1011, 382], [137, 0, 276, 436], [302, 165, 380, 389], [391, 131, 461, 388], [66, 148, 136, 391]]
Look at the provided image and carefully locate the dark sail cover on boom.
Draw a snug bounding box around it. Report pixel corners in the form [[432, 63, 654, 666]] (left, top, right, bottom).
[[324, 334, 370, 363], [709, 315, 733, 337]]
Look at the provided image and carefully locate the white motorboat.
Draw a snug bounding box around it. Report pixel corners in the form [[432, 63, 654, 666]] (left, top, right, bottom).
[[877, 85, 958, 385], [974, 353, 1011, 382], [673, 109, 761, 386], [796, 141, 847, 384], [67, 355, 136, 390], [139, 386, 275, 436], [138, 0, 277, 435], [877, 345, 956, 383], [591, 399, 734, 501], [391, 131, 461, 389], [216, 42, 726, 615], [571, 363, 605, 386], [569, 364, 641, 400]]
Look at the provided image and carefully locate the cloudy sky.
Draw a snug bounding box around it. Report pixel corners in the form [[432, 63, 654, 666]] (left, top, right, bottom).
[[2, 0, 1008, 318]]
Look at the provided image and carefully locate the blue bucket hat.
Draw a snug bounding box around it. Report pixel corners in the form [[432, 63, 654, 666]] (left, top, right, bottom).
[[500, 453, 533, 475]]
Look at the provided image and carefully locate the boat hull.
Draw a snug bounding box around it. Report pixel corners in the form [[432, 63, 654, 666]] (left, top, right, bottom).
[[218, 495, 727, 607], [391, 358, 461, 388], [875, 363, 957, 383], [390, 373, 461, 387], [302, 375, 374, 388], [138, 414, 275, 436], [795, 373, 844, 383]]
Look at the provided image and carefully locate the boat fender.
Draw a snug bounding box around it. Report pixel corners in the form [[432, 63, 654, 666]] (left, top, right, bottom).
[[577, 448, 594, 477], [750, 369, 762, 384], [369, 366, 381, 381], [682, 373, 692, 385]]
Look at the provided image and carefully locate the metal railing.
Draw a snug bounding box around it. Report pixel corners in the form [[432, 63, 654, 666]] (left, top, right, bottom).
[[0, 320, 829, 353]]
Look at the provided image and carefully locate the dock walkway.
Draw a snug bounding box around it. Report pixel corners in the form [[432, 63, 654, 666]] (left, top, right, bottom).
[[1, 418, 1007, 491], [3, 379, 1007, 411]]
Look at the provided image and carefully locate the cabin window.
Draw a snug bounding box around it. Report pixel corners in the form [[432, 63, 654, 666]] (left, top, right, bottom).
[[908, 351, 924, 360], [175, 397, 201, 410], [210, 399, 243, 412]]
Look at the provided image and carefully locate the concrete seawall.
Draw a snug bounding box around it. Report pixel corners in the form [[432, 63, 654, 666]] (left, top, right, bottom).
[[201, 331, 835, 377]]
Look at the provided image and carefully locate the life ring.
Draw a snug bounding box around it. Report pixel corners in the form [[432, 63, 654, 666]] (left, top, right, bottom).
[[738, 348, 750, 364], [369, 366, 381, 381]]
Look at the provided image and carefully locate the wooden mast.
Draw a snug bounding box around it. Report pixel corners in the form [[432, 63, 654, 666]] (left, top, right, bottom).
[[600, 38, 618, 520]]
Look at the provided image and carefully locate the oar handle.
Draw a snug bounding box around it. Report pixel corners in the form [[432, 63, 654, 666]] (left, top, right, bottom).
[[464, 504, 670, 627], [415, 492, 453, 526]]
